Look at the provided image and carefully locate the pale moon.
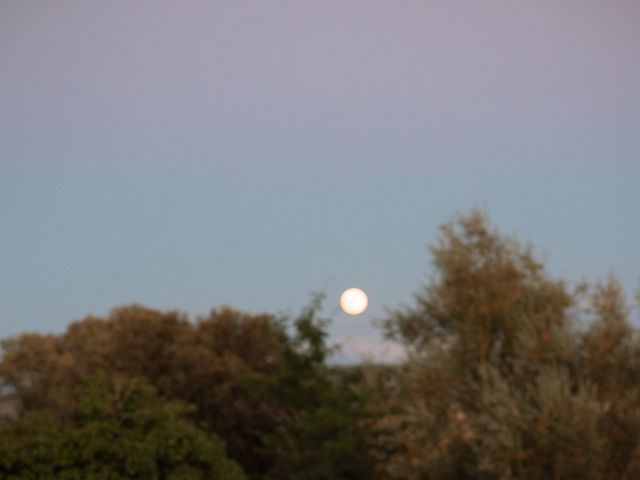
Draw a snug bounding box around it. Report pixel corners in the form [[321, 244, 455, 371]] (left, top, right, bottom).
[[339, 288, 368, 315]]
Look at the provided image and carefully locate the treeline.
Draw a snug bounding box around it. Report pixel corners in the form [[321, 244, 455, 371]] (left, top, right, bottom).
[[1, 211, 639, 479]]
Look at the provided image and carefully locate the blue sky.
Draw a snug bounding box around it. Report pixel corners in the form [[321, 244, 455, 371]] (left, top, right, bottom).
[[1, 1, 639, 361]]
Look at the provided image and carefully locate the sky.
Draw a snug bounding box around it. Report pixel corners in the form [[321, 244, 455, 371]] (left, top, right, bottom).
[[1, 0, 639, 362]]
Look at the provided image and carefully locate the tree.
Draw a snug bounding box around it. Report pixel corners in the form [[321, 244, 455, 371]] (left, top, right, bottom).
[[0, 306, 290, 475], [0, 301, 373, 479], [258, 295, 374, 479], [0, 373, 245, 480], [370, 210, 640, 479]]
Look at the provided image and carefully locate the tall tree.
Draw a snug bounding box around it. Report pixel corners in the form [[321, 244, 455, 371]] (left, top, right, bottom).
[[370, 210, 640, 479]]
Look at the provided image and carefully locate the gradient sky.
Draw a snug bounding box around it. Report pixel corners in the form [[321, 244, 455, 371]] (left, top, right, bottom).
[[1, 1, 639, 361]]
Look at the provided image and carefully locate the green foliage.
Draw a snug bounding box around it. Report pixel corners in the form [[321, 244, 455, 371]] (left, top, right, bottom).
[[258, 295, 374, 479], [0, 299, 373, 479], [0, 374, 244, 480], [0, 306, 291, 475]]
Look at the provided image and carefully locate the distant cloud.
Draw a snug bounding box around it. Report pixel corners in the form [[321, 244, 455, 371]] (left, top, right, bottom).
[[333, 335, 405, 364]]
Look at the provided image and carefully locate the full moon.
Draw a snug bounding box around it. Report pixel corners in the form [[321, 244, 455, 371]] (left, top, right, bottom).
[[339, 288, 368, 315]]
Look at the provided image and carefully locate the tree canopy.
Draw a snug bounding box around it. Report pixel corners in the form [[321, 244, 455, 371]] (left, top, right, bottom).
[[1, 210, 639, 479], [0, 298, 372, 479], [369, 210, 640, 479], [0, 373, 244, 480]]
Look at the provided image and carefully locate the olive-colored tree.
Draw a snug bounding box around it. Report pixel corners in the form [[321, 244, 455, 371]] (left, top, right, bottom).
[[370, 211, 640, 479]]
